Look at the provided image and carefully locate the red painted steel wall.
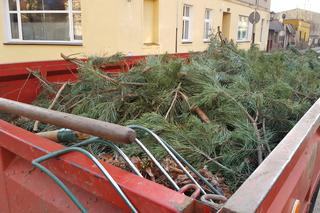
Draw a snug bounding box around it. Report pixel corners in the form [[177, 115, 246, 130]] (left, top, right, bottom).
[[221, 99, 320, 213], [0, 120, 212, 213], [1, 54, 320, 212], [0, 54, 189, 103]]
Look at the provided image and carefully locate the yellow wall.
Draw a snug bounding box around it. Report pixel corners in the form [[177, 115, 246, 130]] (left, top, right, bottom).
[[284, 19, 310, 42], [0, 0, 270, 64], [143, 0, 159, 44]]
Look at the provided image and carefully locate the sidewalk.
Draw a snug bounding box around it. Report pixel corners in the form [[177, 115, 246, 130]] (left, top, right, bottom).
[[313, 188, 320, 213], [312, 47, 320, 53]]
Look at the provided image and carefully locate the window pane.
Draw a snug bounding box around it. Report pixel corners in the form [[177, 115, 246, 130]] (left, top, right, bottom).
[[20, 0, 68, 10], [73, 13, 82, 40], [185, 20, 189, 39], [72, 0, 81, 10], [182, 21, 185, 39], [205, 10, 210, 19], [205, 22, 210, 39], [184, 5, 190, 17], [9, 0, 17, 10], [186, 7, 190, 17], [238, 16, 248, 40], [21, 13, 69, 41], [10, 14, 19, 39]]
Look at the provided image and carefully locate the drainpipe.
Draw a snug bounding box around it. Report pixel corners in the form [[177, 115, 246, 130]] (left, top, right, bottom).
[[175, 0, 179, 53]]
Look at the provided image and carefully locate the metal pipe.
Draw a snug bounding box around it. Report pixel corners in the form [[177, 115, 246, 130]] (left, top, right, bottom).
[[0, 98, 136, 144], [163, 140, 223, 195], [72, 137, 143, 177], [128, 125, 222, 195], [129, 125, 207, 195], [33, 147, 138, 213], [134, 138, 180, 191]]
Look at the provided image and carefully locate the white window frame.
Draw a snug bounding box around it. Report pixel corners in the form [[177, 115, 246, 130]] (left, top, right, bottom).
[[203, 8, 212, 42], [237, 15, 252, 42], [4, 0, 82, 44], [182, 4, 192, 43]]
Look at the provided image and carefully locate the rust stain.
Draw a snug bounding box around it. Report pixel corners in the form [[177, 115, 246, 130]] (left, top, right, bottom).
[[170, 197, 194, 212]]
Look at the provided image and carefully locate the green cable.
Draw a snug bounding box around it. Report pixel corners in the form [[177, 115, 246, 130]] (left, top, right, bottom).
[[33, 163, 87, 212], [33, 149, 88, 213], [32, 147, 138, 213]]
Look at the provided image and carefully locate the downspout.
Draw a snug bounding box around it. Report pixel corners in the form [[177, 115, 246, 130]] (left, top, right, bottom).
[[175, 0, 179, 53]]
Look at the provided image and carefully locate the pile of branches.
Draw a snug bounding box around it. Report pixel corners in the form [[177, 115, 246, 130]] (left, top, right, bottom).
[[15, 39, 320, 192]]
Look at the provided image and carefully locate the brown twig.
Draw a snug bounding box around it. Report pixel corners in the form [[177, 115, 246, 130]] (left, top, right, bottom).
[[96, 72, 119, 84], [62, 53, 147, 87], [17, 71, 32, 102], [179, 91, 211, 123], [165, 83, 181, 120], [120, 82, 148, 86], [26, 68, 55, 93], [33, 83, 68, 132], [253, 115, 263, 165], [192, 107, 211, 124], [222, 90, 264, 164], [185, 145, 235, 173], [263, 118, 272, 154], [61, 53, 83, 66]]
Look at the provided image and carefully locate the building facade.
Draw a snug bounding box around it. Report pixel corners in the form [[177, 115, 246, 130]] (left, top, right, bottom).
[[284, 19, 310, 44], [276, 9, 320, 47], [267, 18, 296, 52], [0, 0, 271, 64]]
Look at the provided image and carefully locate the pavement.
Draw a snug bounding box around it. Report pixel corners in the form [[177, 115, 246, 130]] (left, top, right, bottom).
[[313, 187, 320, 213], [312, 47, 320, 53]]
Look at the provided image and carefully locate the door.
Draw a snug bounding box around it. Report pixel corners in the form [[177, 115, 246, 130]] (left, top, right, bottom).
[[222, 12, 231, 40]]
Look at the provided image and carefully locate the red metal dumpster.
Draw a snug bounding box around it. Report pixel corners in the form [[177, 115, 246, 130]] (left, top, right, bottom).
[[0, 58, 320, 213]]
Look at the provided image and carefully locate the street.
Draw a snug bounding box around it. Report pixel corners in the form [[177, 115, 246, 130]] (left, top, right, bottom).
[[314, 188, 320, 213], [313, 47, 320, 54]]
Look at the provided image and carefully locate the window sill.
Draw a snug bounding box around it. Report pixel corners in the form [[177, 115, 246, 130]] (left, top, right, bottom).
[[3, 41, 83, 46], [236, 40, 251, 43], [182, 41, 193, 44], [203, 40, 211, 43], [143, 43, 159, 46]]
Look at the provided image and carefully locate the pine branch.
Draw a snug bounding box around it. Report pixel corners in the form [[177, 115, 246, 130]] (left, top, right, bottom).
[[165, 83, 181, 120], [179, 91, 210, 124], [33, 83, 68, 132]]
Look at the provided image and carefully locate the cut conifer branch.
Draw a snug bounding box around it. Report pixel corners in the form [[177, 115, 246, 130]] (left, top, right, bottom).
[[179, 91, 210, 124], [165, 83, 181, 120], [9, 38, 318, 192], [33, 83, 68, 132]]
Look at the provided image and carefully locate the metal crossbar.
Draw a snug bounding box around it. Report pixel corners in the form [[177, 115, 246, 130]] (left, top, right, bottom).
[[33, 126, 225, 212], [71, 137, 143, 177], [128, 125, 223, 196]]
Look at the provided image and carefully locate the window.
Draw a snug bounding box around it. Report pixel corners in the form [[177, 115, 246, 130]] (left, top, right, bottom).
[[203, 9, 212, 41], [182, 4, 191, 42], [6, 0, 82, 43], [237, 16, 249, 41]]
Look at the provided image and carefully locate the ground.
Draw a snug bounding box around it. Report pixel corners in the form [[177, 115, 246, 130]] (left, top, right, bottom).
[[313, 188, 320, 213]]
